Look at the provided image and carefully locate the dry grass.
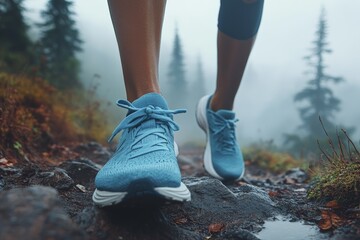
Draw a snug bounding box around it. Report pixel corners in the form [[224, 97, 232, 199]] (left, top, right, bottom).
[[0, 72, 112, 164]]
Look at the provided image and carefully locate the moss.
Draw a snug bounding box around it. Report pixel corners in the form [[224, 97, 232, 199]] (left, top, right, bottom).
[[243, 147, 306, 174], [307, 130, 360, 207]]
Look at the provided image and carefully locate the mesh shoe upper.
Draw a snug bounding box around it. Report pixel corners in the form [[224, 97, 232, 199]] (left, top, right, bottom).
[[95, 93, 185, 192], [205, 96, 245, 180]]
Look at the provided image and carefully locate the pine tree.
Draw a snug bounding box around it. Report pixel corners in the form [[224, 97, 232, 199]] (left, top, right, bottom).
[[294, 8, 343, 137], [0, 0, 32, 71], [167, 27, 186, 107], [284, 9, 350, 157], [39, 0, 82, 89]]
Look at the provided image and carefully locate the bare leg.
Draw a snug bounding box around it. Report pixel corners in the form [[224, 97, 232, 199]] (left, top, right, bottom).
[[107, 0, 166, 102], [211, 31, 256, 111]]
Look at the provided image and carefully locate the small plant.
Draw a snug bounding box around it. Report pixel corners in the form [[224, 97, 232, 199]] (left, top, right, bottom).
[[307, 118, 360, 207], [0, 72, 112, 164], [243, 146, 305, 174]]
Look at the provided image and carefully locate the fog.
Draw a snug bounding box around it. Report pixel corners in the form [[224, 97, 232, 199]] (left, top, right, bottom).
[[25, 0, 360, 146]]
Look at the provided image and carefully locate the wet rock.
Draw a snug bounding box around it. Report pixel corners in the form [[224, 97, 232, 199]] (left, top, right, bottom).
[[59, 158, 100, 188], [215, 229, 260, 240], [281, 168, 309, 184], [332, 222, 360, 240], [0, 166, 22, 177], [234, 184, 274, 205], [21, 165, 40, 178], [75, 205, 202, 240], [73, 142, 112, 165], [0, 177, 5, 191], [32, 168, 74, 190], [68, 177, 276, 239], [74, 206, 97, 230], [0, 186, 86, 239], [164, 177, 277, 235]]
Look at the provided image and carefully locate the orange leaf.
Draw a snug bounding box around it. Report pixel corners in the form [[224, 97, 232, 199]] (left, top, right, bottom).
[[268, 191, 279, 197], [318, 218, 332, 231], [325, 200, 340, 209], [329, 212, 343, 227], [321, 211, 330, 219], [208, 223, 225, 234], [318, 211, 344, 231]]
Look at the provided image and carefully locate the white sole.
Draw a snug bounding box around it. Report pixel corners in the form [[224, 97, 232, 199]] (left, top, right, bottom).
[[196, 95, 244, 181], [196, 95, 224, 180], [92, 182, 191, 207]]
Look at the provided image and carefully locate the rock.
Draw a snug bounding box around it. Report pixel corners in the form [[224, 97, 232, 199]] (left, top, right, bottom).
[[234, 184, 275, 208], [0, 186, 86, 239], [59, 158, 100, 188], [32, 168, 74, 190], [74, 205, 202, 240], [281, 168, 309, 184], [68, 177, 276, 239], [0, 177, 5, 191], [73, 142, 112, 165], [74, 206, 97, 230], [163, 177, 277, 235], [0, 166, 22, 177], [215, 229, 260, 240]]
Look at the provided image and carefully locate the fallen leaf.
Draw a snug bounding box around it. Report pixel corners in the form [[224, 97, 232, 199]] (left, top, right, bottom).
[[0, 158, 13, 167], [318, 218, 332, 231], [325, 200, 340, 209], [328, 213, 343, 227], [180, 165, 191, 170], [175, 218, 188, 224], [284, 177, 296, 184], [236, 181, 248, 186], [294, 188, 306, 192], [317, 211, 344, 231], [76, 184, 86, 193], [208, 223, 224, 234], [0, 158, 8, 164], [268, 191, 279, 197]]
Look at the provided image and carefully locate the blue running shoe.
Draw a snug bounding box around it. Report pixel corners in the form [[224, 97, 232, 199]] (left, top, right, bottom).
[[93, 93, 191, 207], [196, 95, 245, 181]]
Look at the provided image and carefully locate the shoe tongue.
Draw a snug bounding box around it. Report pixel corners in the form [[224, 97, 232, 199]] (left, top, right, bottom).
[[132, 93, 168, 144], [132, 93, 168, 110], [216, 109, 235, 120]]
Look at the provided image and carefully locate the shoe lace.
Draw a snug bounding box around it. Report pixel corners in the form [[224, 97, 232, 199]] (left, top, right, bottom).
[[208, 111, 238, 153], [108, 99, 185, 158]]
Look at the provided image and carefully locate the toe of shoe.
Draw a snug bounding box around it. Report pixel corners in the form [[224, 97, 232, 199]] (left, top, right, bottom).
[[95, 162, 182, 192], [212, 157, 245, 181]]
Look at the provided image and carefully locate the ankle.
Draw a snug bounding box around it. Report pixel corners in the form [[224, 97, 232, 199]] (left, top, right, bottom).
[[126, 89, 161, 102], [210, 94, 234, 111]]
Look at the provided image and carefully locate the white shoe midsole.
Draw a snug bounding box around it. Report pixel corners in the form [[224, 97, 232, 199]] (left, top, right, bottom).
[[92, 182, 191, 207], [196, 95, 224, 180]]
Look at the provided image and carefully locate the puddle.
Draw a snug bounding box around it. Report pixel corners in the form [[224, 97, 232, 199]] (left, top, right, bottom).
[[256, 218, 325, 240]]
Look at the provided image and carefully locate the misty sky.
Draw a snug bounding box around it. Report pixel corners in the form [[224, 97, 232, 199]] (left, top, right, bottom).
[[25, 0, 360, 145]]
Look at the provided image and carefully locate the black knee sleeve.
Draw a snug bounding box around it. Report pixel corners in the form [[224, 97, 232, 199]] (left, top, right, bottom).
[[218, 0, 264, 40]]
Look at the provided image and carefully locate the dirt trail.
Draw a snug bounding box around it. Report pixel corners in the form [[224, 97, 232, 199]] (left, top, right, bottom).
[[0, 142, 359, 240]]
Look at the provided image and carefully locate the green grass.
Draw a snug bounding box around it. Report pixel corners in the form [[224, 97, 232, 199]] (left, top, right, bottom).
[[307, 129, 360, 207]]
